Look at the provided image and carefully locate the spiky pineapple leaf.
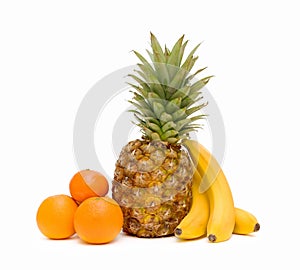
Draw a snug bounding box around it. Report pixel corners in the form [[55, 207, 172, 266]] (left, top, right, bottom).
[[161, 130, 178, 140], [150, 32, 166, 63], [128, 74, 151, 91], [185, 67, 207, 84], [128, 33, 212, 143], [133, 51, 155, 72], [165, 97, 181, 114], [128, 101, 156, 118], [177, 40, 188, 67], [176, 118, 192, 131], [135, 68, 165, 98], [160, 112, 173, 124], [170, 85, 190, 100], [153, 60, 170, 85], [146, 49, 154, 62], [186, 105, 202, 116], [162, 121, 176, 133], [152, 102, 165, 118], [167, 35, 184, 66], [128, 84, 148, 98], [164, 45, 171, 59], [190, 75, 213, 93], [148, 122, 163, 135], [172, 108, 186, 121], [181, 43, 201, 70]]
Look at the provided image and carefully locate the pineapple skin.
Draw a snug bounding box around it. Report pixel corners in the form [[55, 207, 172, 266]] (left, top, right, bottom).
[[112, 139, 193, 237]]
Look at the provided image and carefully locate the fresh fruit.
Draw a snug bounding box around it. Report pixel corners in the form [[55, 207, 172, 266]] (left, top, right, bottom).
[[174, 169, 210, 239], [74, 196, 123, 244], [36, 194, 78, 239], [112, 33, 212, 237], [234, 208, 260, 235], [183, 139, 235, 243], [69, 169, 109, 203]]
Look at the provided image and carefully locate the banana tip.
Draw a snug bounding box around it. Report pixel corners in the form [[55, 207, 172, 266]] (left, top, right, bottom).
[[208, 234, 216, 242], [174, 228, 182, 236], [254, 223, 260, 232]]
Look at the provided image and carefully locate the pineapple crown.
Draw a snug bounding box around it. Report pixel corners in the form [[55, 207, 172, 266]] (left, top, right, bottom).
[[128, 33, 212, 144]]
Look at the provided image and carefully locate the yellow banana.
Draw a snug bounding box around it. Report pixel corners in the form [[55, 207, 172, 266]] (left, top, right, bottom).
[[234, 208, 260, 235], [174, 169, 210, 239], [183, 139, 235, 243]]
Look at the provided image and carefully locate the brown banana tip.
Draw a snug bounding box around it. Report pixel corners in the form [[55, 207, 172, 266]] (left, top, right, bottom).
[[174, 228, 182, 236], [254, 223, 260, 232], [208, 234, 217, 242]]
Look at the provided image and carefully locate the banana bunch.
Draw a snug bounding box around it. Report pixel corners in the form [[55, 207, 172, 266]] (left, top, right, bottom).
[[174, 140, 260, 243]]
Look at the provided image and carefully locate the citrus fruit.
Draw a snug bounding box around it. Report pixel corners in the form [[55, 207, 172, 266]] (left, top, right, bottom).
[[69, 169, 109, 203], [74, 196, 123, 244], [36, 194, 78, 239]]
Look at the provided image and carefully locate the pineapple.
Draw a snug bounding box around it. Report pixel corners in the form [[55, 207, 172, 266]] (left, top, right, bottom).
[[112, 33, 211, 237]]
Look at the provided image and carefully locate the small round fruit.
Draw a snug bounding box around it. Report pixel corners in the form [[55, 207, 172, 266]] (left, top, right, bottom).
[[36, 194, 78, 239], [74, 197, 123, 244], [69, 169, 109, 203]]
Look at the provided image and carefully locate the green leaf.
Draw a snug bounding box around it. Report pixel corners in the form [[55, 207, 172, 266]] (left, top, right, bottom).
[[160, 112, 173, 124], [153, 61, 170, 85], [164, 44, 170, 59], [147, 92, 163, 108], [176, 118, 191, 131], [149, 84, 166, 99], [186, 105, 202, 116], [188, 56, 198, 72], [189, 115, 206, 123], [165, 97, 182, 114], [148, 122, 162, 135], [162, 121, 176, 133], [189, 80, 205, 93], [133, 50, 155, 72], [178, 128, 197, 136], [134, 68, 165, 98], [146, 49, 154, 62], [169, 68, 188, 89], [167, 35, 184, 66], [151, 133, 161, 140], [181, 43, 201, 70], [133, 113, 146, 125], [145, 116, 160, 126], [128, 74, 151, 91], [172, 108, 186, 121], [152, 102, 164, 118], [127, 83, 148, 98], [177, 40, 188, 67], [170, 85, 191, 100], [161, 130, 178, 140], [167, 137, 178, 144], [137, 63, 156, 80], [185, 67, 207, 84], [132, 91, 145, 101], [150, 32, 165, 63], [142, 126, 154, 138], [147, 92, 161, 101], [128, 101, 156, 118], [181, 91, 205, 108], [132, 94, 153, 111]]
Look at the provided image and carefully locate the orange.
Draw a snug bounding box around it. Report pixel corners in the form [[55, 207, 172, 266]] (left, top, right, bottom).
[[74, 196, 123, 244], [36, 194, 78, 239], [69, 169, 109, 203]]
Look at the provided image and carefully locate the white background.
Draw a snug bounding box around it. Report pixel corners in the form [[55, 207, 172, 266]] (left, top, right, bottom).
[[1, 0, 299, 269]]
